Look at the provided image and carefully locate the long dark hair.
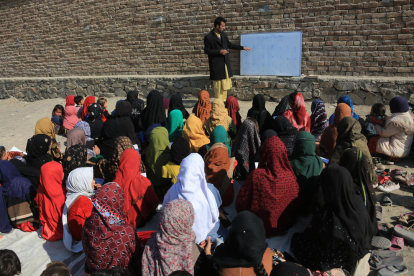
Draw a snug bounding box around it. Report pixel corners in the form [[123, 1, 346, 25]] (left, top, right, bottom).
[[52, 104, 65, 117]]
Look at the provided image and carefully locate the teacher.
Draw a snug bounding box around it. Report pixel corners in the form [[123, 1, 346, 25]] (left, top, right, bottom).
[[204, 17, 251, 101]]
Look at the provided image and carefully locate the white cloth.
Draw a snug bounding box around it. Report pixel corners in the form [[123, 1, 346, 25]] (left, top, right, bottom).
[[62, 167, 94, 253], [163, 153, 219, 244]]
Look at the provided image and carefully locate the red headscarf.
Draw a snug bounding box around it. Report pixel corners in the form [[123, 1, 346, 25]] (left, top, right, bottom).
[[113, 149, 159, 228], [282, 92, 311, 132], [35, 162, 65, 241], [236, 136, 302, 236], [82, 96, 96, 119], [66, 95, 75, 107], [192, 90, 212, 124], [225, 96, 242, 129]]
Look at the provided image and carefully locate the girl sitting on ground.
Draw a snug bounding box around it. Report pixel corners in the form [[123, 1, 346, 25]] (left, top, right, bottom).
[[51, 104, 65, 134]]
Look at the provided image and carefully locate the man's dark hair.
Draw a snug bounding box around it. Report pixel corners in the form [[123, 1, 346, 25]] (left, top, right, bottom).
[[371, 103, 386, 117], [74, 96, 84, 105], [91, 268, 130, 276], [40, 261, 71, 276], [214, 17, 227, 28], [0, 249, 21, 276]]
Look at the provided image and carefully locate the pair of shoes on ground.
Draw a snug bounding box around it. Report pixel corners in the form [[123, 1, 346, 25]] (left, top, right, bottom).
[[378, 181, 400, 193]]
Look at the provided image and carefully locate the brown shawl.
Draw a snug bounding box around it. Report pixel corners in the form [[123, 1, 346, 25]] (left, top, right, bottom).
[[192, 90, 212, 124], [203, 99, 233, 135]]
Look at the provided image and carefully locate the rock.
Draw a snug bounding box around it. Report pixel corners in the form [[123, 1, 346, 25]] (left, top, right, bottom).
[[365, 92, 383, 105], [408, 85, 414, 94], [49, 87, 58, 93], [162, 91, 170, 98], [360, 82, 379, 92], [409, 94, 414, 105], [320, 87, 338, 103], [297, 82, 313, 92], [313, 89, 321, 98], [112, 83, 124, 88], [347, 93, 364, 105], [286, 83, 299, 90], [276, 83, 287, 89], [115, 88, 126, 97], [66, 82, 77, 89], [334, 81, 357, 91], [269, 89, 294, 100], [17, 92, 24, 98], [253, 81, 269, 89], [302, 92, 313, 100], [379, 87, 397, 100], [173, 82, 183, 89], [103, 93, 114, 98], [76, 86, 84, 95], [86, 86, 94, 96]]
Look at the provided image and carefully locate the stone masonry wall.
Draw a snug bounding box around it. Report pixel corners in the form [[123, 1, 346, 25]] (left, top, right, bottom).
[[1, 75, 413, 105], [0, 0, 413, 78]]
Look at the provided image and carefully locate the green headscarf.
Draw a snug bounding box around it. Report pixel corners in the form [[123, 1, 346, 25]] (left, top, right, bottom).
[[206, 125, 231, 157], [166, 109, 184, 142], [289, 131, 323, 193]]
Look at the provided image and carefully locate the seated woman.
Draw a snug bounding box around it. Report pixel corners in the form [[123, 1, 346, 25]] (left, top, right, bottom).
[[271, 116, 298, 156], [192, 90, 212, 124], [140, 90, 167, 131], [115, 101, 140, 146], [247, 94, 273, 135], [35, 162, 66, 241], [97, 117, 120, 159], [272, 95, 289, 117], [81, 96, 96, 120], [62, 167, 96, 252], [66, 128, 86, 149], [166, 109, 184, 143], [370, 96, 414, 159], [282, 92, 311, 132], [162, 136, 190, 184], [183, 115, 210, 153], [328, 95, 360, 125], [83, 182, 140, 275], [318, 103, 351, 159], [204, 99, 237, 146], [113, 149, 159, 228], [225, 96, 242, 130], [35, 117, 64, 162], [232, 118, 261, 180], [74, 121, 95, 150], [26, 134, 53, 170], [198, 125, 231, 158], [310, 99, 328, 142], [291, 165, 374, 272], [168, 93, 190, 120], [163, 154, 220, 244], [86, 103, 104, 142], [236, 136, 302, 237]]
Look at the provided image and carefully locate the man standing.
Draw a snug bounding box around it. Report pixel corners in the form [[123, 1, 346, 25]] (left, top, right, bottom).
[[204, 17, 251, 101]]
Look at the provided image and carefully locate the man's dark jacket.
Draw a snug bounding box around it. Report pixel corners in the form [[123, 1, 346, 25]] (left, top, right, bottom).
[[204, 29, 244, 80]]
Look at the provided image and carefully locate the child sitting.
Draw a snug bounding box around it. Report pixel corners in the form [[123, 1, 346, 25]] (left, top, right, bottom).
[[63, 105, 80, 132], [0, 249, 21, 276], [51, 104, 65, 134], [0, 146, 6, 160], [75, 96, 84, 119], [365, 103, 386, 137], [97, 96, 109, 122], [40, 261, 71, 276]]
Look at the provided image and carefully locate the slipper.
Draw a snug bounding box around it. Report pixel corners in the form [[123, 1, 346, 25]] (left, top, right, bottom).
[[394, 224, 414, 245], [372, 236, 392, 249], [376, 205, 383, 221], [382, 194, 392, 206], [372, 250, 396, 259], [378, 265, 408, 276], [389, 236, 404, 251], [369, 255, 404, 270]]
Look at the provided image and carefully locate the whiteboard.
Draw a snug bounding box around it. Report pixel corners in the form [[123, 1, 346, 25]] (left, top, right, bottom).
[[240, 31, 302, 76]]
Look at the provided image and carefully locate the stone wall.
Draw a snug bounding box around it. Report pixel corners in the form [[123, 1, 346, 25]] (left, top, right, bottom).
[[1, 75, 413, 105], [0, 0, 413, 78]]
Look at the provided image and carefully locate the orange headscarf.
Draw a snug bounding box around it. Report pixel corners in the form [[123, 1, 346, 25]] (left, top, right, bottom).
[[203, 99, 233, 135], [192, 90, 212, 124], [182, 115, 210, 153]]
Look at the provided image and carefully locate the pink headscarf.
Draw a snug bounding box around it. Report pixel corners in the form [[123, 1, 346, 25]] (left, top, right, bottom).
[[63, 106, 79, 130]]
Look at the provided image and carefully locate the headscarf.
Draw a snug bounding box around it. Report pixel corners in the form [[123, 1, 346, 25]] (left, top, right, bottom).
[[192, 90, 212, 124], [62, 167, 94, 252], [282, 92, 311, 132], [127, 91, 145, 123], [141, 90, 167, 130], [98, 136, 134, 181], [0, 161, 22, 233], [272, 95, 289, 117], [232, 118, 261, 180], [163, 98, 170, 110], [247, 94, 272, 134], [271, 116, 298, 156], [26, 134, 52, 170], [74, 121, 94, 141], [168, 94, 190, 119], [310, 99, 328, 140], [115, 101, 139, 145], [82, 182, 137, 274], [204, 144, 233, 196], [312, 165, 374, 257], [214, 211, 267, 268], [126, 90, 139, 105], [319, 103, 351, 159], [166, 109, 184, 142], [111, 100, 124, 116], [254, 129, 278, 161], [289, 132, 323, 194], [330, 117, 372, 164], [170, 136, 190, 165], [142, 199, 196, 276], [390, 96, 410, 113], [236, 136, 302, 236], [62, 145, 88, 184], [98, 118, 119, 159], [86, 103, 104, 141], [113, 149, 159, 228], [204, 98, 233, 135], [339, 147, 378, 234], [182, 114, 210, 153], [66, 95, 75, 107], [205, 125, 231, 157], [35, 162, 65, 241], [82, 96, 95, 119], [63, 106, 79, 130], [225, 96, 242, 129], [163, 153, 219, 244], [66, 128, 86, 148], [328, 95, 360, 125], [35, 117, 56, 140]]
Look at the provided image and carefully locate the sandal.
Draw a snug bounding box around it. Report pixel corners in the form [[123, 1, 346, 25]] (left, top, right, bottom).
[[369, 254, 404, 270], [378, 265, 408, 276], [389, 236, 404, 251], [381, 194, 393, 206], [376, 205, 383, 221], [372, 236, 392, 249], [394, 224, 414, 245], [372, 250, 396, 259], [397, 213, 414, 226]]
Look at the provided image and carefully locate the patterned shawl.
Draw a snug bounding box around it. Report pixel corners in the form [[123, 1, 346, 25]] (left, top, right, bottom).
[[310, 99, 328, 141], [62, 144, 88, 184]]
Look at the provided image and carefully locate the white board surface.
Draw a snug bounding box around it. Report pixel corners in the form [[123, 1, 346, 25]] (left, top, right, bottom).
[[240, 31, 302, 76]]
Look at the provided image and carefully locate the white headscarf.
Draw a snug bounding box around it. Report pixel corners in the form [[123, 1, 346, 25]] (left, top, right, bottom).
[[62, 167, 94, 252], [163, 153, 219, 244]]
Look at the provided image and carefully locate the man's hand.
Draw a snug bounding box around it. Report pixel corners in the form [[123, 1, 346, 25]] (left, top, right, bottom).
[[220, 49, 229, 55], [244, 47, 252, 52]]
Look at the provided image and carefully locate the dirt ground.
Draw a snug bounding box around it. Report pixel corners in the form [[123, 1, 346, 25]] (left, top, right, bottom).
[[1, 96, 413, 275]]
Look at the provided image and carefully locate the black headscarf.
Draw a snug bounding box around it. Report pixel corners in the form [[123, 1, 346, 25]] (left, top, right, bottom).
[[339, 147, 378, 234], [168, 94, 189, 120], [270, 262, 310, 276], [126, 90, 139, 104], [170, 136, 190, 165], [97, 118, 120, 159], [115, 101, 139, 145], [62, 144, 88, 184], [214, 211, 268, 268], [26, 134, 53, 170], [312, 165, 374, 258], [271, 116, 298, 156], [272, 95, 290, 117], [141, 90, 167, 130], [247, 94, 272, 135], [86, 103, 104, 141]]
